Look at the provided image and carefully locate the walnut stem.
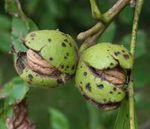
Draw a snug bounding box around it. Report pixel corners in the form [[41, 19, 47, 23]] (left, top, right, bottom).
[[77, 0, 131, 40], [89, 0, 102, 20], [129, 0, 144, 129], [78, 0, 131, 53], [103, 0, 130, 23]]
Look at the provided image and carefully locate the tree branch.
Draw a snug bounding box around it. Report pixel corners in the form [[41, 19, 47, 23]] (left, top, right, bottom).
[[77, 0, 131, 52], [89, 0, 102, 20], [129, 0, 144, 129], [77, 22, 105, 41], [103, 0, 130, 23]]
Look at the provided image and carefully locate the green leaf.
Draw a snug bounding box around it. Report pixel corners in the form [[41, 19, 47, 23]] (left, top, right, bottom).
[[114, 100, 130, 129], [0, 99, 5, 114], [134, 56, 150, 87], [98, 0, 111, 12], [28, 81, 89, 129], [39, 10, 58, 29], [0, 67, 3, 84], [47, 0, 63, 18], [98, 22, 116, 42], [119, 6, 134, 25], [25, 0, 40, 15], [122, 30, 146, 58], [114, 99, 138, 129], [122, 31, 149, 87], [11, 18, 29, 52], [0, 118, 7, 129], [87, 103, 102, 129], [0, 77, 28, 129], [0, 106, 13, 129], [49, 108, 70, 129], [0, 15, 11, 30], [0, 77, 29, 106], [0, 15, 11, 52], [11, 17, 38, 52], [0, 31, 11, 52], [71, 8, 94, 27], [5, 0, 19, 17], [0, 98, 13, 129], [5, 0, 38, 52]]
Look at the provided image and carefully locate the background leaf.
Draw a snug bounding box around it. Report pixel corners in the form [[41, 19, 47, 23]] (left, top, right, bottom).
[[122, 30, 147, 58], [0, 105, 13, 129], [114, 99, 138, 129], [0, 77, 29, 105], [114, 100, 130, 129], [134, 56, 150, 87], [5, 0, 38, 52], [119, 6, 134, 25], [87, 103, 102, 129], [49, 108, 70, 129], [0, 14, 10, 30], [0, 14, 11, 52], [0, 0, 150, 129], [98, 22, 116, 43]]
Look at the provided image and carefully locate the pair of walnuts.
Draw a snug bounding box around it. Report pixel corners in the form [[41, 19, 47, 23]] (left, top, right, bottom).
[[15, 30, 133, 110]]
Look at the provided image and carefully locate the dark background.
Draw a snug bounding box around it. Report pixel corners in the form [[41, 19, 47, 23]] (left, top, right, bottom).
[[0, 0, 150, 129]]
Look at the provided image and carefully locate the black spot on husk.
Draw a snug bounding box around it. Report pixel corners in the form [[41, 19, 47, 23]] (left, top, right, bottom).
[[114, 51, 120, 56], [49, 57, 53, 61], [48, 38, 52, 42], [123, 54, 129, 59], [97, 84, 104, 89], [86, 83, 91, 92], [83, 72, 87, 76], [28, 74, 33, 81], [62, 42, 66, 47]]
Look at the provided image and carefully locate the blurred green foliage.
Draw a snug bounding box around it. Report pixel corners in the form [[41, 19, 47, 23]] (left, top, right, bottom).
[[49, 108, 70, 129], [0, 77, 29, 129], [0, 0, 150, 129]]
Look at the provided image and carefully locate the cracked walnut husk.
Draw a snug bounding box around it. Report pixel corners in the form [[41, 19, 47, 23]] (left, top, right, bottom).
[[15, 30, 78, 88], [75, 43, 133, 110]]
